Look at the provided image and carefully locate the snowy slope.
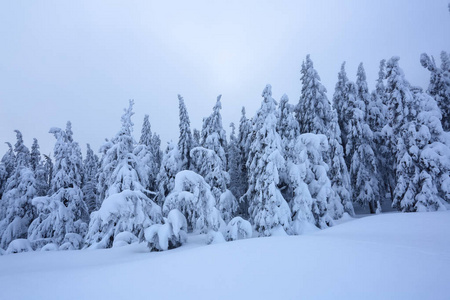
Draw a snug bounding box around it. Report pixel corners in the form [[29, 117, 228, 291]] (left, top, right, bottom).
[[1, 211, 449, 300]]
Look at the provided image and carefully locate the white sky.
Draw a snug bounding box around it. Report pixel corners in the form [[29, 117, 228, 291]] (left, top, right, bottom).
[[1, 0, 449, 156]]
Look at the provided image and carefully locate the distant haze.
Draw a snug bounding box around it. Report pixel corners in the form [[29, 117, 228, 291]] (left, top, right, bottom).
[[1, 0, 449, 156]]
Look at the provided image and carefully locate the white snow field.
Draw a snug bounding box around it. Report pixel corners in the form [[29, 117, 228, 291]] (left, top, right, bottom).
[[1, 211, 449, 300]]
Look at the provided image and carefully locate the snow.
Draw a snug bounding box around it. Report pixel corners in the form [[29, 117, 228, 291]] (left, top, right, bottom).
[[1, 211, 449, 299]]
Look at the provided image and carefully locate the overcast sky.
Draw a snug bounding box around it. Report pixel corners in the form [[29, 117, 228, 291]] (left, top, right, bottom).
[[1, 0, 449, 156]]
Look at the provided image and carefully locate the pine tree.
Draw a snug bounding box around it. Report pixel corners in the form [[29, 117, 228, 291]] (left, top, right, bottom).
[[156, 141, 181, 206], [245, 85, 291, 236], [393, 87, 449, 211], [82, 144, 99, 214], [178, 95, 193, 170], [85, 101, 162, 249], [294, 133, 334, 229], [297, 55, 347, 219], [346, 77, 380, 213], [332, 62, 350, 152], [328, 110, 354, 216], [30, 138, 41, 172], [28, 124, 88, 249], [296, 55, 331, 134], [420, 52, 450, 131], [29, 139, 48, 197], [227, 123, 244, 201], [0, 143, 15, 200], [136, 115, 157, 191], [356, 63, 371, 118], [201, 95, 228, 168], [192, 129, 201, 148], [0, 131, 37, 249], [236, 107, 252, 217]]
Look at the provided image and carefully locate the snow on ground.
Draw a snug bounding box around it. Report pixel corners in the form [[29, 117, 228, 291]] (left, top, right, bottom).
[[0, 211, 449, 300]]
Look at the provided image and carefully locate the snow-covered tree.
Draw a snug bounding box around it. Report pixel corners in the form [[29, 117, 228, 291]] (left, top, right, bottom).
[[201, 95, 228, 168], [0, 131, 37, 249], [85, 101, 162, 249], [0, 143, 15, 199], [346, 78, 380, 213], [192, 129, 201, 148], [296, 56, 347, 219], [245, 85, 291, 236], [227, 123, 245, 201], [420, 52, 450, 131], [82, 144, 98, 214], [236, 107, 252, 217], [277, 94, 299, 161], [393, 87, 449, 211], [178, 95, 193, 170], [156, 141, 181, 206], [163, 170, 223, 234], [137, 115, 160, 191], [28, 124, 88, 249], [296, 55, 331, 134], [327, 110, 354, 216], [285, 132, 337, 231], [356, 63, 371, 118], [190, 146, 229, 201], [333, 62, 350, 149]]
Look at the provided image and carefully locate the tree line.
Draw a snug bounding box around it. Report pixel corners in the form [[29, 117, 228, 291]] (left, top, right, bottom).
[[0, 53, 449, 253]]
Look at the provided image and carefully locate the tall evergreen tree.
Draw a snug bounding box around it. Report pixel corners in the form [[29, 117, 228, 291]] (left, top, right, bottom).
[[227, 123, 244, 201], [178, 95, 193, 170], [245, 85, 291, 236], [420, 52, 450, 131], [85, 101, 162, 248], [201, 95, 228, 168], [136, 115, 158, 191], [356, 63, 371, 118], [0, 131, 37, 249], [156, 141, 181, 206], [236, 107, 252, 217], [28, 124, 88, 249], [82, 144, 99, 214], [0, 143, 15, 200], [297, 55, 348, 219], [296, 55, 331, 134], [332, 62, 350, 152]]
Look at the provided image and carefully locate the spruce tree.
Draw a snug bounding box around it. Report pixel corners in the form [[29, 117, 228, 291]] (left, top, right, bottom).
[[156, 141, 181, 206], [420, 52, 450, 131], [85, 101, 162, 248], [82, 144, 99, 214], [227, 123, 245, 201], [332, 62, 350, 152], [0, 131, 37, 249], [201, 95, 228, 168], [236, 107, 252, 217], [28, 124, 88, 249], [245, 85, 291, 236], [178, 95, 193, 170], [296, 55, 331, 134]]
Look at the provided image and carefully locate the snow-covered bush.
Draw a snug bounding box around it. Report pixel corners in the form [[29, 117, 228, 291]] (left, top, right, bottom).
[[59, 233, 84, 250], [28, 188, 88, 248], [218, 190, 238, 224], [6, 239, 33, 254], [86, 190, 162, 249], [163, 170, 223, 234], [225, 217, 252, 241], [145, 209, 187, 251], [206, 230, 226, 245], [41, 243, 59, 251], [113, 231, 139, 248]]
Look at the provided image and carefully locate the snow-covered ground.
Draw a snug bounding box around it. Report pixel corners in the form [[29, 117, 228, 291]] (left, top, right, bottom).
[[1, 211, 449, 300]]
